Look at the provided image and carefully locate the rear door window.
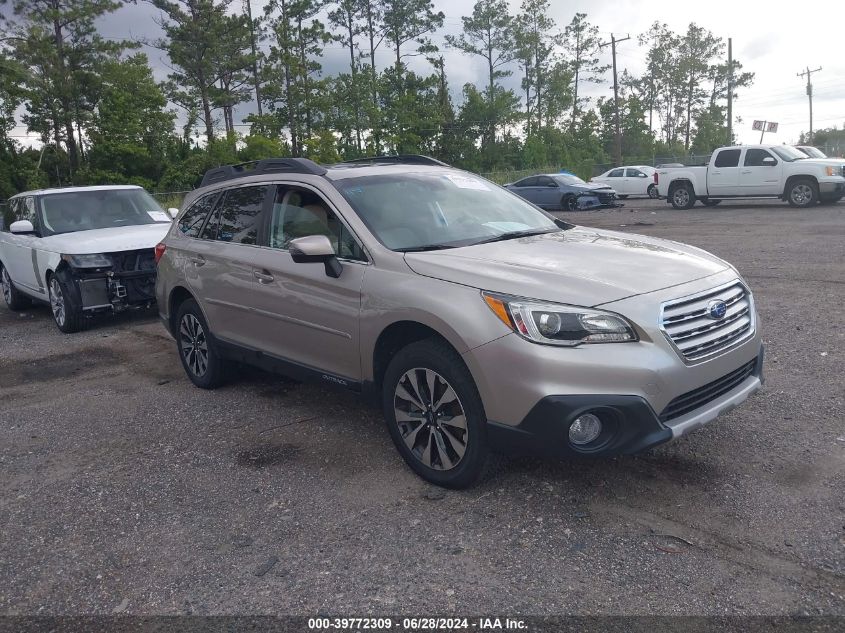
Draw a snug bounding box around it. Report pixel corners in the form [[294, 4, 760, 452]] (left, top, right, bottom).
[[178, 192, 219, 238], [714, 149, 741, 168], [514, 177, 537, 187], [202, 185, 271, 245], [608, 169, 624, 178]]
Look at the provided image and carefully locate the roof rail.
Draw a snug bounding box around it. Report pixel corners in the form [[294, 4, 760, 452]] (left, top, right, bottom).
[[200, 157, 327, 187], [339, 154, 450, 167]]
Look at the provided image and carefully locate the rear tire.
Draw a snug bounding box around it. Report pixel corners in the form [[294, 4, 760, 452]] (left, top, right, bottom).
[[382, 338, 495, 489], [647, 184, 659, 199], [786, 178, 819, 208], [670, 183, 696, 210], [175, 298, 228, 389], [48, 271, 84, 333], [1, 263, 32, 311]]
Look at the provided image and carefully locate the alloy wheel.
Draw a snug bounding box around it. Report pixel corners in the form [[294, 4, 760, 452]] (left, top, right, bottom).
[[49, 277, 65, 327], [393, 368, 468, 471], [673, 188, 690, 207], [1, 268, 11, 305], [648, 184, 659, 199], [791, 184, 812, 206], [180, 313, 209, 377]]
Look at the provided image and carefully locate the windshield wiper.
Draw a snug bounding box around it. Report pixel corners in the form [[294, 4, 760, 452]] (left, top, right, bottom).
[[470, 229, 558, 246], [397, 244, 460, 253]]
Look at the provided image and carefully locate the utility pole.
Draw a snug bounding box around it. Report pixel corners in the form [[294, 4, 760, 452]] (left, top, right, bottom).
[[727, 38, 733, 145], [600, 34, 631, 167], [244, 0, 263, 118], [797, 66, 822, 144]]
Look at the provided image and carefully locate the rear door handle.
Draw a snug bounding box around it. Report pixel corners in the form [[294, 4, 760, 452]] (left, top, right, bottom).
[[740, 169, 752, 174], [253, 270, 274, 284], [189, 256, 205, 266]]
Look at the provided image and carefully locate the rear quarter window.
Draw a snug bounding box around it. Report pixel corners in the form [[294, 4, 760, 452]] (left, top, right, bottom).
[[178, 192, 219, 238]]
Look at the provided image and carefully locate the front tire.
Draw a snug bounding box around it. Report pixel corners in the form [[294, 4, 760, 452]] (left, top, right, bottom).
[[175, 298, 228, 389], [382, 338, 494, 489], [48, 272, 83, 333], [670, 183, 696, 210], [1, 263, 32, 311], [561, 195, 577, 211], [647, 184, 659, 199], [787, 179, 819, 208]]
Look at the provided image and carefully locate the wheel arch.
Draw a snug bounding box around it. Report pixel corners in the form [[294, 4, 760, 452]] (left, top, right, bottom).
[[371, 320, 463, 395], [783, 174, 819, 199], [168, 285, 196, 336]]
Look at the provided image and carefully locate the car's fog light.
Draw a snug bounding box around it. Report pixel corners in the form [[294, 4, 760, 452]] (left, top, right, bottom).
[[569, 413, 602, 445]]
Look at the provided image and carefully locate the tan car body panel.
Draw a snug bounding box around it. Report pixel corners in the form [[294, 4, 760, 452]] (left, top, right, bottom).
[[157, 165, 762, 433]]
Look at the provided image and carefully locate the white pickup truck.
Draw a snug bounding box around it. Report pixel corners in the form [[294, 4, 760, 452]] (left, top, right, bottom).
[[656, 145, 845, 209]]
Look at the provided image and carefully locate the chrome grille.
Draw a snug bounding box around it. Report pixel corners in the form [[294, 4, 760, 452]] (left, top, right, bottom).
[[660, 280, 754, 362]]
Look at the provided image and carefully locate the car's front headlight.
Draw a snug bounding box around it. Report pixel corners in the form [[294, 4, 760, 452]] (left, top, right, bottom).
[[61, 253, 113, 269], [824, 165, 845, 177], [482, 291, 638, 346]]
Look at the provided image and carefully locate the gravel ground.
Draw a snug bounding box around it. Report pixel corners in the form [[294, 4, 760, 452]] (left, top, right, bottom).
[[0, 198, 843, 616]]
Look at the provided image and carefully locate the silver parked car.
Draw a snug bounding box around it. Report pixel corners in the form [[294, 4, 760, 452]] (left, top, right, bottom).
[[155, 156, 764, 488]]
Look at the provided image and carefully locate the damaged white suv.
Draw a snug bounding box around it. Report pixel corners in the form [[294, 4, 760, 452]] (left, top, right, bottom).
[[0, 185, 174, 332]]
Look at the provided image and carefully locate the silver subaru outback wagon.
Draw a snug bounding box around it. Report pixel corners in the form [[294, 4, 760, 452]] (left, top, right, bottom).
[[155, 156, 764, 488]]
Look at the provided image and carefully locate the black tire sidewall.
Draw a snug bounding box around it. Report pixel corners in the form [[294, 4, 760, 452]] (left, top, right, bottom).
[[787, 179, 819, 208], [0, 263, 31, 311], [648, 184, 658, 198], [671, 184, 695, 210], [562, 195, 576, 211], [174, 298, 227, 389], [382, 339, 490, 489], [49, 271, 84, 333]]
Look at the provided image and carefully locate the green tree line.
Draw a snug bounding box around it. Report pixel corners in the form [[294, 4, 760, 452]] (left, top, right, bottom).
[[0, 0, 754, 198]]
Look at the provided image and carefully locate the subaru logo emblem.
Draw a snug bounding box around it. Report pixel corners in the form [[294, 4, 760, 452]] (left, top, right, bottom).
[[707, 299, 728, 320]]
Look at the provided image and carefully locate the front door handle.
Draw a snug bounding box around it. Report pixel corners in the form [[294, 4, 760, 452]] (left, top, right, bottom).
[[189, 256, 205, 266], [740, 169, 752, 174], [253, 270, 274, 284]]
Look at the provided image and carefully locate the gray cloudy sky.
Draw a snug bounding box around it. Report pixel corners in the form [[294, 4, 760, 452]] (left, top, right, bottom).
[[10, 0, 845, 148]]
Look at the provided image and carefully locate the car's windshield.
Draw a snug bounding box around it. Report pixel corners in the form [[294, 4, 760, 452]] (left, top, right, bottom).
[[38, 189, 170, 236], [555, 174, 585, 185], [797, 146, 827, 159], [771, 146, 809, 162], [335, 171, 561, 251]]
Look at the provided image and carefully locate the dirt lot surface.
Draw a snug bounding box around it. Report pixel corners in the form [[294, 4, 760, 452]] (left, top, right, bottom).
[[1, 198, 843, 616]]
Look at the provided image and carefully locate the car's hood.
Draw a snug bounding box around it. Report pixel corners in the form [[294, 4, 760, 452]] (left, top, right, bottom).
[[38, 223, 172, 254], [404, 227, 730, 306], [575, 182, 613, 191]]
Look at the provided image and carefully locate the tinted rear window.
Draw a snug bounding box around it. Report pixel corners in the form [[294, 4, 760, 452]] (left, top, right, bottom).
[[203, 185, 270, 245], [714, 149, 741, 168], [178, 192, 219, 238]]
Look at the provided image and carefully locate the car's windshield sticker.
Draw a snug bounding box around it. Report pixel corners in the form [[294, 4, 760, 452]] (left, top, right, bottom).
[[147, 210, 171, 222], [442, 174, 490, 191]]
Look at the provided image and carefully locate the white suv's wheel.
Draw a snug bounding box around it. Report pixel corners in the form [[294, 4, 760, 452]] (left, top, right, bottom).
[[1, 264, 32, 311], [48, 273, 83, 333], [787, 179, 818, 208]]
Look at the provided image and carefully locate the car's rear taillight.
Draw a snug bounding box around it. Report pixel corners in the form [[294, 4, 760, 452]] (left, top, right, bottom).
[[654, 172, 659, 185], [154, 242, 166, 265]]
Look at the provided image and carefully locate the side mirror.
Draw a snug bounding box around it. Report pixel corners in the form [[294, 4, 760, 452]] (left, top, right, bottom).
[[289, 235, 342, 278], [762, 157, 776, 166], [168, 207, 179, 219], [10, 220, 35, 235]]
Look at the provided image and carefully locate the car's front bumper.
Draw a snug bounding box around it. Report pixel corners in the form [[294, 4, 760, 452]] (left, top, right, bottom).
[[484, 347, 763, 458]]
